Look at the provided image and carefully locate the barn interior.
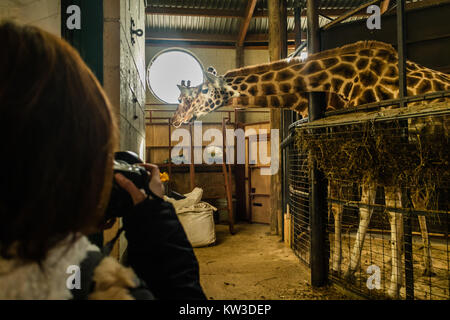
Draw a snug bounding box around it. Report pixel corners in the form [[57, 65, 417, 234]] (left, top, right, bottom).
[[2, 0, 449, 300]]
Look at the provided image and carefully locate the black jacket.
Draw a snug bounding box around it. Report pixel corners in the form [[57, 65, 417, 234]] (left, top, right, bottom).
[[122, 196, 207, 300]]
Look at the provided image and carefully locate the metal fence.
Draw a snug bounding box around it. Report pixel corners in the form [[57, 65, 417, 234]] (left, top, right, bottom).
[[287, 101, 449, 300], [288, 146, 310, 266]]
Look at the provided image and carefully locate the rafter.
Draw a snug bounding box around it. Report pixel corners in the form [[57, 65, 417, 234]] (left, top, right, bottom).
[[145, 6, 244, 18], [322, 0, 379, 31], [145, 6, 368, 18], [146, 30, 298, 43], [237, 0, 257, 46]]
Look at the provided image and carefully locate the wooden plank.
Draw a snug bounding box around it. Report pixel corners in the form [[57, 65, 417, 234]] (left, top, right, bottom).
[[237, 0, 257, 46], [251, 195, 271, 224], [322, 0, 379, 31]]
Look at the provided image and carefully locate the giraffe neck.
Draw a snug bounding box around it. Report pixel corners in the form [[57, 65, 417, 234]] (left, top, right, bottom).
[[219, 41, 450, 114]]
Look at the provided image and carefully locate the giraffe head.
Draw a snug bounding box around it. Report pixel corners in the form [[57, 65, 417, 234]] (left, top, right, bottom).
[[171, 67, 239, 127]]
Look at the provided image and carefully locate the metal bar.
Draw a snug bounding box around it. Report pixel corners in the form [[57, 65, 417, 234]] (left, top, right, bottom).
[[327, 198, 450, 216], [287, 41, 307, 59], [320, 90, 450, 117], [293, 108, 450, 130], [404, 209, 415, 300]]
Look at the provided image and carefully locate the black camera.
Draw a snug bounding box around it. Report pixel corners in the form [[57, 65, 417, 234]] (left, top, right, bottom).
[[104, 151, 151, 219]]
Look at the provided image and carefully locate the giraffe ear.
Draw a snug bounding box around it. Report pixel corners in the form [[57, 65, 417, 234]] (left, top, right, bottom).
[[204, 70, 224, 88]]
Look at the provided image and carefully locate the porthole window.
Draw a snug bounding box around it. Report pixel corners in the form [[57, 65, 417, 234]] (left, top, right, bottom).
[[147, 48, 204, 104]]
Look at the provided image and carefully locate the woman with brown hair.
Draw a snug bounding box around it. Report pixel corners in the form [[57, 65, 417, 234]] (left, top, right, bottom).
[[0, 21, 205, 300]]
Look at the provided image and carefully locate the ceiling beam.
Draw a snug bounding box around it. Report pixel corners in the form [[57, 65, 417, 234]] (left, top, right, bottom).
[[146, 30, 236, 42], [145, 6, 245, 17], [380, 0, 391, 14], [254, 8, 367, 17], [237, 0, 257, 46], [322, 0, 379, 31], [145, 6, 368, 18], [146, 31, 298, 43]]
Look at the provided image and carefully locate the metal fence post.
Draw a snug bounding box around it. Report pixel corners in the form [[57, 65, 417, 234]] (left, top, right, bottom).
[[307, 0, 329, 287], [397, 0, 414, 299]]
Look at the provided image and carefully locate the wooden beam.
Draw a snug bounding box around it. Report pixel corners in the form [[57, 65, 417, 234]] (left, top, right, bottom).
[[322, 0, 379, 30], [146, 30, 236, 42], [145, 6, 369, 18], [247, 32, 297, 42], [254, 8, 368, 17], [380, 0, 391, 14], [268, 0, 286, 236], [237, 0, 257, 46], [145, 6, 244, 18], [146, 30, 299, 43]]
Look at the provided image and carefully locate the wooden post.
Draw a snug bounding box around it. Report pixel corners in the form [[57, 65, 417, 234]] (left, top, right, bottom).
[[234, 45, 247, 221], [189, 123, 195, 191], [222, 118, 235, 234], [268, 0, 287, 236], [307, 0, 329, 288]]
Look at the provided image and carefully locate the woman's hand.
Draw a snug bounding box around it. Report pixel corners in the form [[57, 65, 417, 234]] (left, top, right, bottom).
[[114, 163, 165, 205], [138, 163, 165, 198]]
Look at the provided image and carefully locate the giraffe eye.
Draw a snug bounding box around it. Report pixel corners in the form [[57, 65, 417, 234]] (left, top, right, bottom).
[[202, 88, 209, 94]]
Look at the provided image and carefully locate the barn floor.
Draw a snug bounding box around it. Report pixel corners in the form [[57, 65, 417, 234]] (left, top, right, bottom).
[[193, 223, 349, 300]]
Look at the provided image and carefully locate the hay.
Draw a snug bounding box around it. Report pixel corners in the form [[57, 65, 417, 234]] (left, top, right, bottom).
[[295, 114, 449, 210]]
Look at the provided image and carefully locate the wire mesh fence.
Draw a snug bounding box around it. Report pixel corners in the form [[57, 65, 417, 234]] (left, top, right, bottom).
[[288, 146, 310, 266], [288, 101, 449, 299]]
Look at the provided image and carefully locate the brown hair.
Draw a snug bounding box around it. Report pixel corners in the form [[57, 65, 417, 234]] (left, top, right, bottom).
[[0, 21, 117, 263]]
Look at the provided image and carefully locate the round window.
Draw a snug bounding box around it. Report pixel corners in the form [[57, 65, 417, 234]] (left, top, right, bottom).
[[147, 49, 204, 104]]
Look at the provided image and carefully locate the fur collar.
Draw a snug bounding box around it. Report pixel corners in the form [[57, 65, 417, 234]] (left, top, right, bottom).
[[0, 235, 99, 300]]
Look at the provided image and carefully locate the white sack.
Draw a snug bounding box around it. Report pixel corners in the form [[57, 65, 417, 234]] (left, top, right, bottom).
[[164, 189, 216, 247], [163, 187, 203, 211], [177, 203, 216, 247]]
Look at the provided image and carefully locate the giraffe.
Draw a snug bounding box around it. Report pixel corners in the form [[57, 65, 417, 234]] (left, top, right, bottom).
[[172, 40, 450, 298]]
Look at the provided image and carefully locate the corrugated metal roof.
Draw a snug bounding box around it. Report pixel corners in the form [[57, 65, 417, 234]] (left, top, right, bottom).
[[146, 0, 432, 43]]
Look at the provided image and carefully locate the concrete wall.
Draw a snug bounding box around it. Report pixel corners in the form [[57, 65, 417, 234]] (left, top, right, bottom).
[[104, 0, 146, 159], [103, 0, 146, 260], [0, 0, 61, 36], [145, 46, 271, 124]]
